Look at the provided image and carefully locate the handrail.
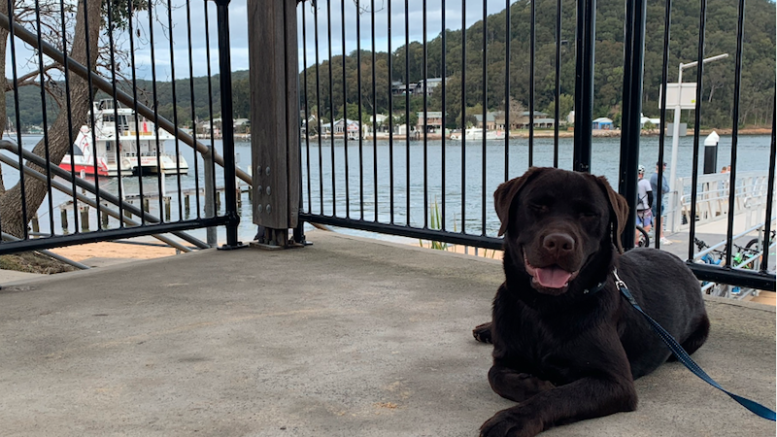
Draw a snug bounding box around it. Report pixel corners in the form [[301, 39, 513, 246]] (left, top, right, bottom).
[[0, 11, 252, 186], [0, 140, 206, 251], [0, 150, 195, 253]]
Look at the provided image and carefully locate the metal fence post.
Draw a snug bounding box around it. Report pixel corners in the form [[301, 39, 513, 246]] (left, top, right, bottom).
[[212, 0, 244, 250], [204, 144, 218, 247], [618, 0, 647, 250], [248, 0, 301, 248], [573, 0, 595, 173]]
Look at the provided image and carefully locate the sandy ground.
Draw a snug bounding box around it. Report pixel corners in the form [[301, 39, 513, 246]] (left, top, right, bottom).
[[49, 241, 178, 262]]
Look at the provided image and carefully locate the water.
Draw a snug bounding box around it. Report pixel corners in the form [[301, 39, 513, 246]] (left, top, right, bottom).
[[302, 134, 774, 238], [1, 133, 772, 245]]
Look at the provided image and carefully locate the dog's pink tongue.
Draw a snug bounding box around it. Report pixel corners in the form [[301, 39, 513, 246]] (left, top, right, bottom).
[[534, 267, 572, 288]]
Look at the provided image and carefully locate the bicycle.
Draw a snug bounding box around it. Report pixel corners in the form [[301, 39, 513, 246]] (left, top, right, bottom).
[[693, 237, 761, 297], [635, 225, 650, 248], [693, 238, 745, 296], [744, 229, 775, 270]]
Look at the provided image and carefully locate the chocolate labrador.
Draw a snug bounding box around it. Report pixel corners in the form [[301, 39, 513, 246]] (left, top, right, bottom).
[[474, 167, 709, 437]]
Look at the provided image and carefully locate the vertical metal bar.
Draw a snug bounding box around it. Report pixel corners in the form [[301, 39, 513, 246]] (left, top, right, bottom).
[[573, 0, 595, 172], [441, 0, 446, 229], [168, 0, 182, 220], [342, 0, 350, 218], [461, 0, 466, 233], [654, 0, 673, 249], [618, 0, 647, 250], [553, 0, 561, 168], [481, 0, 487, 235], [33, 0, 55, 234], [213, 0, 241, 248], [296, 5, 307, 242], [6, 0, 27, 238], [761, 99, 776, 273], [106, 0, 124, 225], [313, 2, 324, 215], [302, 6, 312, 214], [404, 0, 409, 226], [327, 0, 336, 217], [357, 0, 364, 221], [372, 0, 379, 222], [186, 0, 201, 218], [58, 0, 77, 232], [128, 0, 146, 225], [204, 1, 218, 246], [423, 0, 428, 229], [724, 0, 746, 265], [504, 0, 510, 179], [147, 0, 164, 219], [82, 0, 102, 227], [528, 0, 534, 167], [388, 0, 394, 224], [687, 0, 708, 261]]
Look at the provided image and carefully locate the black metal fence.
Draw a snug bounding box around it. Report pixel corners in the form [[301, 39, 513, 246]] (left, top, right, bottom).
[[295, 0, 775, 291], [0, 0, 244, 257], [0, 0, 772, 293]]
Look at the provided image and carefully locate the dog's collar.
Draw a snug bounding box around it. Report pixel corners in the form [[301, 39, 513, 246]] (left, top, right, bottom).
[[582, 279, 607, 295]]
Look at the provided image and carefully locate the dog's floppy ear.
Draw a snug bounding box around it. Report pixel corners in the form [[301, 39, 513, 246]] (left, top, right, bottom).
[[494, 167, 546, 236], [592, 175, 629, 254]]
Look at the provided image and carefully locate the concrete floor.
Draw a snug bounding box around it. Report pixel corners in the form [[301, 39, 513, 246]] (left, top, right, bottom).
[[0, 231, 774, 436]]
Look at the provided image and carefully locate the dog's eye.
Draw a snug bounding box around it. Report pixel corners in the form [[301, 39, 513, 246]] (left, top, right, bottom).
[[529, 203, 547, 213], [580, 210, 598, 218]]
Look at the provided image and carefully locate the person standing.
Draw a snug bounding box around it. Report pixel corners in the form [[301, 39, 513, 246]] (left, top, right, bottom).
[[637, 165, 653, 235], [650, 161, 671, 245]]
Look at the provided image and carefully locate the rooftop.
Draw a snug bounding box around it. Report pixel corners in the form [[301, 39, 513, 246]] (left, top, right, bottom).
[[1, 231, 774, 436]]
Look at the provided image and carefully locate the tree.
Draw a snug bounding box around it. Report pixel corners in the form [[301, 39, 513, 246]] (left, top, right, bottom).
[[544, 94, 574, 125], [0, 0, 106, 237]]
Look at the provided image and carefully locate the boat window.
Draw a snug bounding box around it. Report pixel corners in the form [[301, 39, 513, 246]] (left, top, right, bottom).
[[106, 141, 112, 151], [103, 114, 115, 123]]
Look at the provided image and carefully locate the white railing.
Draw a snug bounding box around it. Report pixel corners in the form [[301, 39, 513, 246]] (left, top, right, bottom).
[[666, 171, 773, 232]]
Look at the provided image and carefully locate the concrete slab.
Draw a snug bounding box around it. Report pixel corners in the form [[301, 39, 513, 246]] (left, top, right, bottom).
[[0, 268, 44, 283], [0, 231, 774, 437]]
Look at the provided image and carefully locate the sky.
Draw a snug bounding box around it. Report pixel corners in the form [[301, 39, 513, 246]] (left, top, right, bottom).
[[7, 0, 518, 82]]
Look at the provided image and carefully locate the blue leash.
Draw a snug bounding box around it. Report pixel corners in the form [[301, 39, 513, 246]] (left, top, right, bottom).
[[613, 268, 776, 422]]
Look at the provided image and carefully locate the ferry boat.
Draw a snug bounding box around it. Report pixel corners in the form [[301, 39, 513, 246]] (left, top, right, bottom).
[[449, 128, 506, 141], [59, 100, 189, 177]]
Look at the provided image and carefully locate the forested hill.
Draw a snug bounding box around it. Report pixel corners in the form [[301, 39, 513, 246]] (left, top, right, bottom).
[[5, 70, 251, 130], [301, 0, 775, 129], [7, 0, 776, 130]]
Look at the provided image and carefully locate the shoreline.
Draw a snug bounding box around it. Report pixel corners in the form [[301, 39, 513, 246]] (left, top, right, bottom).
[[308, 127, 771, 141]]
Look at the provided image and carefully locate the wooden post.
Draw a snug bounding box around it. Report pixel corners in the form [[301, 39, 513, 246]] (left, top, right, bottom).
[[164, 196, 172, 221], [31, 213, 39, 234], [249, 0, 300, 246], [60, 207, 69, 234], [80, 206, 90, 232], [143, 198, 150, 213], [184, 194, 190, 218], [216, 190, 222, 213], [125, 200, 133, 219]]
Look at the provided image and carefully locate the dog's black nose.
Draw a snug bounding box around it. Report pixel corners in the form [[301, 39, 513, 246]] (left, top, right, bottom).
[[542, 233, 575, 257]]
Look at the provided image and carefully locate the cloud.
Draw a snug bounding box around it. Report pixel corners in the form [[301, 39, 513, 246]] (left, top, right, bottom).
[[5, 0, 514, 82]]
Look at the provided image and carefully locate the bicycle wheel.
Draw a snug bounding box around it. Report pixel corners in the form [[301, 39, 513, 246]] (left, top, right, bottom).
[[636, 226, 650, 248], [745, 238, 763, 270], [745, 238, 761, 253]]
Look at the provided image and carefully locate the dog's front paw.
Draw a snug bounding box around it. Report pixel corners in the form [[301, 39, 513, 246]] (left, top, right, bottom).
[[473, 322, 493, 344], [480, 407, 543, 437]]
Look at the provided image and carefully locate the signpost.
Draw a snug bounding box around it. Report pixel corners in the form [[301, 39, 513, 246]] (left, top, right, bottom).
[[660, 53, 728, 232]]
